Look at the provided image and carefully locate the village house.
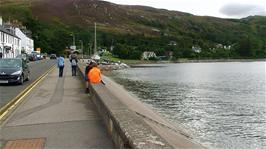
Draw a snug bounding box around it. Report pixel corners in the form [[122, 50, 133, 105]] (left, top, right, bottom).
[[192, 46, 201, 53], [15, 27, 34, 54], [4, 19, 34, 55], [142, 51, 157, 60], [0, 16, 34, 58], [168, 41, 177, 46], [0, 17, 21, 58]]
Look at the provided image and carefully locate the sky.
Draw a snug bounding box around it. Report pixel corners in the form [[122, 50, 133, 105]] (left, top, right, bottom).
[[105, 0, 266, 19]]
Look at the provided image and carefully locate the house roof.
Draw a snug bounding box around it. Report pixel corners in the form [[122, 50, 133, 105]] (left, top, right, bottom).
[[0, 26, 20, 39]]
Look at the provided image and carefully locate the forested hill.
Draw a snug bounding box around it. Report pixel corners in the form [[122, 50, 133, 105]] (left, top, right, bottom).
[[0, 0, 265, 59]]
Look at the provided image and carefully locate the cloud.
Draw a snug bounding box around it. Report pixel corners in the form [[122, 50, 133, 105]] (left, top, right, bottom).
[[220, 3, 266, 18]]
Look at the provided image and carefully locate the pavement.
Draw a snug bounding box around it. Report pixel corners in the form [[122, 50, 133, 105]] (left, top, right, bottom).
[[0, 62, 115, 149]]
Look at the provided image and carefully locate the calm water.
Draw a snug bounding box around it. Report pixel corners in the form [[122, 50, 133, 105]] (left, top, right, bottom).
[[107, 62, 266, 149]]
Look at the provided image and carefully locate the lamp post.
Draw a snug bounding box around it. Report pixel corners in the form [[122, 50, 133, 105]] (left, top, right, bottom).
[[94, 22, 97, 55], [70, 33, 76, 52], [88, 43, 92, 56], [79, 40, 83, 59], [70, 33, 76, 50]]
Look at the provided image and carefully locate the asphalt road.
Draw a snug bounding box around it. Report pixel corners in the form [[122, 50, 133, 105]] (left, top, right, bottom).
[[0, 59, 56, 108]]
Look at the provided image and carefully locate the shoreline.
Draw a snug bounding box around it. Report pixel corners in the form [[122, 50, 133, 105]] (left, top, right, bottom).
[[173, 58, 266, 63], [125, 59, 266, 67], [111, 58, 266, 67]]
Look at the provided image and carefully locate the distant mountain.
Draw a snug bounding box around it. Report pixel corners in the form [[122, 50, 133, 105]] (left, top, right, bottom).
[[1, 0, 265, 58]]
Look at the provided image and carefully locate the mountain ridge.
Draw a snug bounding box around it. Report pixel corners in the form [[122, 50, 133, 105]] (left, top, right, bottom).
[[0, 0, 265, 58]]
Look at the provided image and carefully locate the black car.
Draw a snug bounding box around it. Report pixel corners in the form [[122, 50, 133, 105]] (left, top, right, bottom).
[[28, 53, 37, 61], [0, 58, 30, 85], [50, 54, 57, 59]]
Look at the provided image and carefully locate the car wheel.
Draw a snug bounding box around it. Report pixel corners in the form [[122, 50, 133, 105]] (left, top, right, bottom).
[[19, 75, 24, 85]]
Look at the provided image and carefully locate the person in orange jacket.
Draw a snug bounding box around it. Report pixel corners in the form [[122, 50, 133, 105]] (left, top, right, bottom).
[[87, 61, 105, 85]]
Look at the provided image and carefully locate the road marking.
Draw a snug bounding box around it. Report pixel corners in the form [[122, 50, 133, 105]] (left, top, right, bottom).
[[0, 65, 56, 123]]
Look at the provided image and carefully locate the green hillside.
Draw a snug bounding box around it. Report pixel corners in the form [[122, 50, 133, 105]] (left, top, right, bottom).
[[0, 0, 265, 59]]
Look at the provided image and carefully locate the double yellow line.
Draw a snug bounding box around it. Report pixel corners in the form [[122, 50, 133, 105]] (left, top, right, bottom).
[[0, 65, 56, 123]]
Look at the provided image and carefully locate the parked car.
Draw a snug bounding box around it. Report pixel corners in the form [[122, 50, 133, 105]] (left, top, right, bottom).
[[0, 58, 30, 85], [42, 53, 47, 59], [36, 54, 43, 60], [50, 54, 57, 59], [28, 53, 37, 61], [30, 51, 43, 61]]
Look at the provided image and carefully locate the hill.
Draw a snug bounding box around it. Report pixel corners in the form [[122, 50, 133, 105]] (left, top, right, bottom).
[[0, 0, 265, 59]]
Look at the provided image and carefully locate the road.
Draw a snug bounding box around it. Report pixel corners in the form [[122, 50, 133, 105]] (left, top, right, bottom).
[[0, 59, 56, 108]]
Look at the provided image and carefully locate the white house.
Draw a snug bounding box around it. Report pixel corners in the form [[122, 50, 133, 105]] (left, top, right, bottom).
[[192, 46, 202, 53], [0, 26, 21, 58], [15, 28, 34, 54], [142, 51, 157, 60], [168, 41, 177, 46]]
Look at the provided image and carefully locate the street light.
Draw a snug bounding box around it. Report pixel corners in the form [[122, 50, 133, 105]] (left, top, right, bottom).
[[79, 40, 83, 59], [70, 33, 75, 47], [88, 43, 92, 56]]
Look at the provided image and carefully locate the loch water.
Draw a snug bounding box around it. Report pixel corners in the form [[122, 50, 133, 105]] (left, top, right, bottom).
[[107, 62, 266, 149]]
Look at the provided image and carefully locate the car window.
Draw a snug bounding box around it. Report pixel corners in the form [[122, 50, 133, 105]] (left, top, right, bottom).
[[0, 59, 22, 68]]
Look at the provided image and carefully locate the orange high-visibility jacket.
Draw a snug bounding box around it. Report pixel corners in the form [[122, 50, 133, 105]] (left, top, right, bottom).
[[88, 67, 102, 84]]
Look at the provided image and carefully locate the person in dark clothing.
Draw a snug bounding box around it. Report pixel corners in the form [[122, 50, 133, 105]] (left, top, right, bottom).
[[85, 60, 93, 93], [70, 55, 78, 76]]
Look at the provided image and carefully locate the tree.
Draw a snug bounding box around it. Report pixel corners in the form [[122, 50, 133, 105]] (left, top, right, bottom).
[[235, 36, 256, 58]]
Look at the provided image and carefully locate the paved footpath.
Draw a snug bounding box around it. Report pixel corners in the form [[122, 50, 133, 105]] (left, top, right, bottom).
[[0, 62, 115, 149]]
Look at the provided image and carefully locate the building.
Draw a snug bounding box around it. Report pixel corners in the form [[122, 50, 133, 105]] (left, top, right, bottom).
[[168, 41, 177, 46], [15, 28, 34, 54], [192, 46, 201, 53], [0, 20, 21, 58], [0, 16, 34, 57], [142, 51, 157, 60]]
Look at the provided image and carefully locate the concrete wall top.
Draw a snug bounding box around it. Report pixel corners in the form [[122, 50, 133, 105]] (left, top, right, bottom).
[[78, 61, 207, 149]]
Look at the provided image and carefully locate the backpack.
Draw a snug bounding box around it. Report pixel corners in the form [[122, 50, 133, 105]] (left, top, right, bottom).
[[71, 59, 77, 66]]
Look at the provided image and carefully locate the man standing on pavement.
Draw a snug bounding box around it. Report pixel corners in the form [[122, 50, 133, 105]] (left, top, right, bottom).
[[57, 55, 65, 77], [70, 54, 78, 76]]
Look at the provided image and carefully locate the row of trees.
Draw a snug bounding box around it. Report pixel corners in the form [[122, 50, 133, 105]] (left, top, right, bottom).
[[24, 16, 266, 59], [111, 34, 266, 60]]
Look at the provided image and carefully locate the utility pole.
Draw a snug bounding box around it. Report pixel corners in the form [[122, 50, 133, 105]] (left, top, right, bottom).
[[79, 40, 83, 58], [73, 34, 75, 47], [88, 43, 91, 56], [94, 22, 97, 55]]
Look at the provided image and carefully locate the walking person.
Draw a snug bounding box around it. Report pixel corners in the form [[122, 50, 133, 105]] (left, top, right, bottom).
[[57, 55, 65, 77], [70, 54, 78, 76]]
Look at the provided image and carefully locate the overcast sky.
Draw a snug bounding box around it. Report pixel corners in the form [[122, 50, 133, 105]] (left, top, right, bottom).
[[105, 0, 266, 18]]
